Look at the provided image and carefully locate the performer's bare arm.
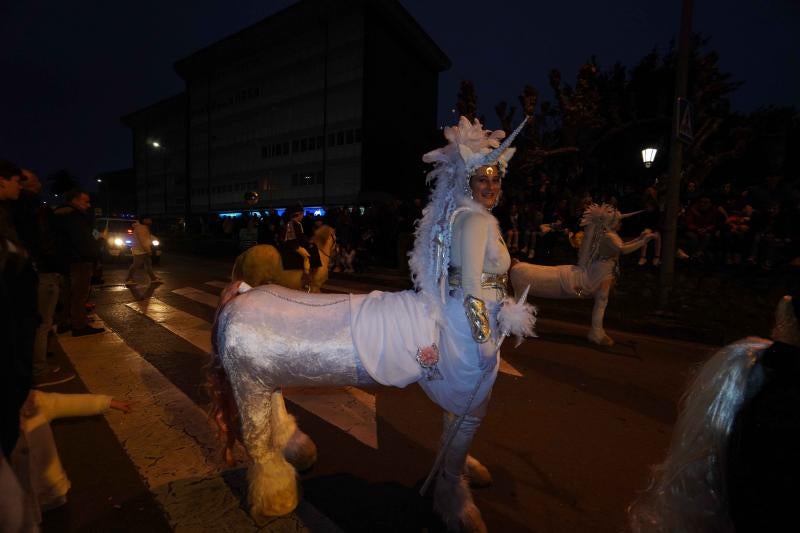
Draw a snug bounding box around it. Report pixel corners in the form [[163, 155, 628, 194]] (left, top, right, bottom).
[[606, 231, 654, 256]]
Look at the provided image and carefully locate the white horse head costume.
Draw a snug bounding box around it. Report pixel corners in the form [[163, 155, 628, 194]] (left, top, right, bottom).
[[510, 202, 652, 346], [210, 116, 535, 531], [628, 294, 800, 532]]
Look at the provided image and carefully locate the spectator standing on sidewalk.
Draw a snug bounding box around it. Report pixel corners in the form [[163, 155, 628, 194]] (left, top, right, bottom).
[[124, 215, 162, 285], [0, 160, 39, 459], [54, 188, 104, 337], [13, 169, 75, 387], [238, 216, 258, 252]]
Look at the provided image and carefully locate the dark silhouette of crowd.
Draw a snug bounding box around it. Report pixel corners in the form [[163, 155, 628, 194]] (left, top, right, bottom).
[[195, 171, 799, 277]]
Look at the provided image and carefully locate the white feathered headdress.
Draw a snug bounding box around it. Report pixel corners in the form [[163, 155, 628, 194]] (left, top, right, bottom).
[[409, 116, 527, 320]]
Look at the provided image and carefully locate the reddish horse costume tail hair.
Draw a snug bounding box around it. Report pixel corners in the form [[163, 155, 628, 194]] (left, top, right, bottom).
[[206, 280, 247, 466]]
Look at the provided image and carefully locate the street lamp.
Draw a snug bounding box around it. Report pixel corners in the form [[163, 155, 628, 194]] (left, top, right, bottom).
[[97, 177, 110, 216], [150, 139, 167, 216], [641, 146, 658, 168]]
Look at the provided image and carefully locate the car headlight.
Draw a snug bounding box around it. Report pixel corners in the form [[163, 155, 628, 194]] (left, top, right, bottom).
[[114, 238, 124, 246], [152, 239, 160, 246]]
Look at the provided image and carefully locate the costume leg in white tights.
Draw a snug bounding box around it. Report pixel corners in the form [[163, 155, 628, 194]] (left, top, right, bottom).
[[587, 281, 614, 346], [434, 412, 487, 533]]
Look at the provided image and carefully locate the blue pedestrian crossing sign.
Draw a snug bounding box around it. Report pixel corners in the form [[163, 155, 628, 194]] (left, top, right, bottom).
[[676, 97, 694, 144]]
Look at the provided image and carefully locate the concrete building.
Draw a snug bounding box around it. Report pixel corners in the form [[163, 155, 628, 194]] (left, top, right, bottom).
[[122, 0, 449, 217], [121, 94, 187, 216]]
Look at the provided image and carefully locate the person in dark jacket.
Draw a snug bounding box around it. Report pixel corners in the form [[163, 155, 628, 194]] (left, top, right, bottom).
[[0, 159, 40, 531], [14, 169, 76, 386], [0, 160, 39, 458], [53, 188, 104, 336]]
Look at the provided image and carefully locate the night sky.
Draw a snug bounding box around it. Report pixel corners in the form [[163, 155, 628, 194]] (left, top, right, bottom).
[[1, 0, 797, 187]]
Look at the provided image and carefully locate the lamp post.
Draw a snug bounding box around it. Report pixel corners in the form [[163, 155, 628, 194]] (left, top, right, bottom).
[[641, 147, 658, 168], [660, 0, 694, 307], [96, 178, 110, 216], [150, 140, 167, 217]]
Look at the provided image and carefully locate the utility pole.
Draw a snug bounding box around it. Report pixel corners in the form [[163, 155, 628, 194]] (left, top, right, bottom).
[[321, 14, 329, 207], [659, 0, 694, 307]]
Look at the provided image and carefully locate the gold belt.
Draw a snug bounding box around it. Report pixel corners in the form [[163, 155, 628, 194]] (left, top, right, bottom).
[[448, 268, 508, 299]]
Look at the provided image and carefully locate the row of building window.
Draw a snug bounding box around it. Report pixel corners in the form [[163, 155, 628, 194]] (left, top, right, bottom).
[[261, 127, 362, 159], [291, 172, 324, 187], [192, 181, 259, 196]]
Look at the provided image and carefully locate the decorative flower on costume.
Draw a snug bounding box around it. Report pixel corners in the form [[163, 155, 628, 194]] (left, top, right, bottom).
[[416, 344, 443, 381]]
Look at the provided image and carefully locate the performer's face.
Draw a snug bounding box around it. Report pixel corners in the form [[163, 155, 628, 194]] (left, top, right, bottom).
[[470, 165, 501, 209]]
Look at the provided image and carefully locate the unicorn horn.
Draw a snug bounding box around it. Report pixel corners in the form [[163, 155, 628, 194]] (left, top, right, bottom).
[[621, 209, 645, 219], [476, 115, 530, 169]]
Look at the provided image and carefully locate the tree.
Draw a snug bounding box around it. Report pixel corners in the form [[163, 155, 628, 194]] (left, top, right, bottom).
[[48, 169, 80, 196], [456, 80, 479, 123]]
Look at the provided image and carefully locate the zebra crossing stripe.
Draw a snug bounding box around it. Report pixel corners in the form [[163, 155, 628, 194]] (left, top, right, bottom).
[[173, 286, 220, 308], [128, 295, 380, 450], [58, 325, 259, 530]]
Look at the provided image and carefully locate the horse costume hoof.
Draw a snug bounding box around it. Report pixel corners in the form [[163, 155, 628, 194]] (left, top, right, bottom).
[[283, 430, 318, 472], [588, 329, 614, 347], [465, 455, 492, 488], [248, 454, 299, 518], [434, 474, 488, 533]]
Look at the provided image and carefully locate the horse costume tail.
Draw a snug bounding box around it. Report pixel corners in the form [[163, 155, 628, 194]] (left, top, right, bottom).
[[207, 280, 251, 466]]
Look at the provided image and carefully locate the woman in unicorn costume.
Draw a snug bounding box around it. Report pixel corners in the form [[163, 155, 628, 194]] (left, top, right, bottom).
[[210, 117, 536, 531], [510, 203, 655, 346]]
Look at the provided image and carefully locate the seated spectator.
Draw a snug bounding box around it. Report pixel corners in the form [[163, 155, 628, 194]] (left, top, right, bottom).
[[333, 242, 357, 273], [503, 203, 521, 253], [637, 199, 662, 266], [722, 204, 755, 265], [238, 217, 258, 252], [683, 195, 723, 261], [749, 201, 792, 270], [519, 203, 544, 260]]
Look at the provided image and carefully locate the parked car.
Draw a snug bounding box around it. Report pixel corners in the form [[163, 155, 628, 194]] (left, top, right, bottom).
[[94, 217, 162, 264]]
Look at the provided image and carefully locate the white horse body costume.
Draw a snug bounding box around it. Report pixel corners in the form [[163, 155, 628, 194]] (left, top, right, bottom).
[[510, 203, 654, 346], [212, 117, 536, 531]]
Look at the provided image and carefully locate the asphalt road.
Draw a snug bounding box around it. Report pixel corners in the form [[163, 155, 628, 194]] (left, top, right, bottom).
[[40, 252, 716, 532]]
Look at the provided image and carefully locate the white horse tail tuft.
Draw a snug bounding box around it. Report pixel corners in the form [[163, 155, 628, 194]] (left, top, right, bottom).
[[207, 279, 249, 466]]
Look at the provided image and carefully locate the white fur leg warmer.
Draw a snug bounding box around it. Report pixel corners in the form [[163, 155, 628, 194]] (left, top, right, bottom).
[[434, 473, 487, 533], [498, 287, 537, 347]]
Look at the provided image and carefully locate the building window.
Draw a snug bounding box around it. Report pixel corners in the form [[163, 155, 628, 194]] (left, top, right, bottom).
[[300, 138, 307, 152], [337, 131, 344, 145], [355, 128, 362, 142], [328, 133, 335, 147], [292, 140, 299, 153], [346, 129, 354, 144]]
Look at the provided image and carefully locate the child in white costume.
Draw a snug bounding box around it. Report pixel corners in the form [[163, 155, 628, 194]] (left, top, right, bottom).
[[11, 390, 131, 521]]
